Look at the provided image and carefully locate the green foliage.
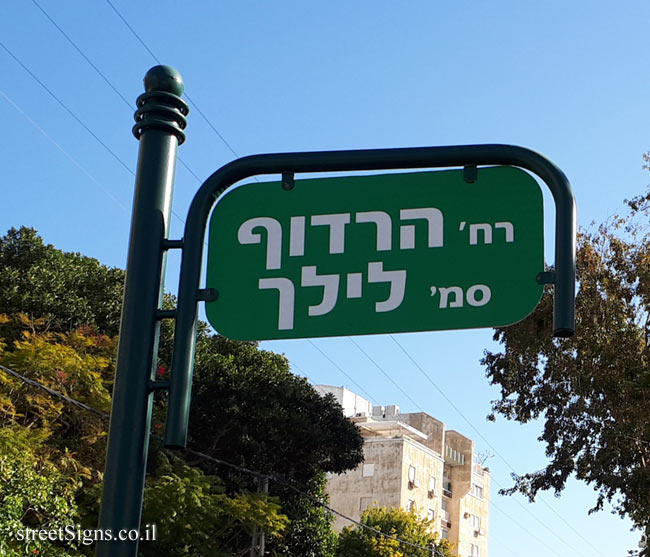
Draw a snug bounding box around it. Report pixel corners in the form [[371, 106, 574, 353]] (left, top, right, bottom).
[[0, 427, 82, 556], [189, 335, 364, 555], [0, 322, 116, 556], [0, 227, 124, 338], [0, 228, 365, 554], [337, 507, 453, 557], [269, 474, 338, 557], [190, 335, 364, 483], [0, 321, 115, 472], [140, 451, 288, 556], [481, 191, 650, 545]]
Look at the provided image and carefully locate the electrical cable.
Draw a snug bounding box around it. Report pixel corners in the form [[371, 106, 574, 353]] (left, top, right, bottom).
[[0, 87, 129, 213], [0, 363, 109, 419], [341, 335, 597, 557], [0, 361, 445, 556], [29, 0, 204, 186], [306, 339, 379, 406], [182, 445, 447, 557], [386, 334, 606, 557], [0, 40, 134, 178], [103, 0, 241, 161], [0, 39, 187, 226]]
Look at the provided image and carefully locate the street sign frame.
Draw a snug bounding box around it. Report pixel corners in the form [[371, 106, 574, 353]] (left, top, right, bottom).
[[164, 144, 576, 448]]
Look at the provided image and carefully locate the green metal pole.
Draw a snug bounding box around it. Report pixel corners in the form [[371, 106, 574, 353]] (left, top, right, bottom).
[[96, 65, 188, 556]]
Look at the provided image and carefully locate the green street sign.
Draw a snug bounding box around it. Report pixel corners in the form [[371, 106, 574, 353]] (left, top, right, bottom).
[[205, 166, 543, 340]]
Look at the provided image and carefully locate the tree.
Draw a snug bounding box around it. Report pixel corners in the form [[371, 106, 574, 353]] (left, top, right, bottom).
[[0, 321, 290, 557], [140, 450, 288, 557], [0, 228, 365, 555], [188, 334, 365, 556], [336, 507, 454, 557], [0, 227, 124, 338], [481, 189, 650, 548], [0, 427, 82, 557], [0, 319, 115, 556]]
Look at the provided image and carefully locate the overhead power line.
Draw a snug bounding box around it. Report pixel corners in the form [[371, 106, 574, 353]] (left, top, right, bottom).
[[28, 0, 203, 186], [30, 0, 132, 108], [0, 363, 109, 419], [103, 0, 241, 160], [0, 361, 445, 557], [0, 38, 188, 225], [0, 39, 134, 178], [0, 87, 128, 213], [348, 334, 606, 557], [307, 339, 379, 405]]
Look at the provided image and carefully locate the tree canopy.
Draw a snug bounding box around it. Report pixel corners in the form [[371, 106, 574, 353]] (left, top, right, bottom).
[[0, 227, 365, 555], [482, 189, 650, 547], [336, 506, 453, 557], [0, 227, 124, 337]]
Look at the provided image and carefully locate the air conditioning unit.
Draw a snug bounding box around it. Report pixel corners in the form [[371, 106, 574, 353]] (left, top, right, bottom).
[[408, 480, 415, 489], [474, 528, 485, 536], [427, 488, 439, 498], [414, 478, 421, 488], [463, 512, 470, 519]]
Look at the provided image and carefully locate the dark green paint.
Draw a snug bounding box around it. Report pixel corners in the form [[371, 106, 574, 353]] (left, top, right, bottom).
[[165, 144, 575, 448], [206, 167, 544, 340], [96, 65, 188, 557]]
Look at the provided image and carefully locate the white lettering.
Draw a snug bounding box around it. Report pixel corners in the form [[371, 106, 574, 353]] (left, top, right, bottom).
[[466, 284, 491, 306], [400, 208, 444, 248], [289, 216, 306, 256], [301, 266, 340, 316], [368, 262, 406, 312], [259, 277, 295, 330], [495, 221, 514, 242], [311, 213, 350, 254], [238, 217, 283, 270], [355, 211, 392, 251]]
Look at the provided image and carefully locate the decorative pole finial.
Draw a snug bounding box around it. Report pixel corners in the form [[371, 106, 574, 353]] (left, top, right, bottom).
[[133, 65, 189, 144]]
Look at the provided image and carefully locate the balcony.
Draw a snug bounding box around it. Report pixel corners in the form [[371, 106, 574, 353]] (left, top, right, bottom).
[[445, 445, 465, 466]]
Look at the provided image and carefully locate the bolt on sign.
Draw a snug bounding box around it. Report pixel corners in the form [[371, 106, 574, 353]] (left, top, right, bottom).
[[205, 166, 543, 340]]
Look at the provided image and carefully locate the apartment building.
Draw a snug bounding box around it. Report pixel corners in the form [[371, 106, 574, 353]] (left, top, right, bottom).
[[316, 385, 490, 557]]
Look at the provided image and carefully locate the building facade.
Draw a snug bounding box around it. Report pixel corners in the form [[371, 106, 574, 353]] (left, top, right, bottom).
[[318, 385, 490, 557]]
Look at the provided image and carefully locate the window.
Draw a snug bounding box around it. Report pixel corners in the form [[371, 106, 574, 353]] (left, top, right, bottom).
[[360, 497, 373, 511], [408, 465, 419, 488], [408, 465, 416, 482], [470, 543, 480, 556], [362, 463, 375, 477], [441, 499, 450, 522], [428, 476, 437, 491], [441, 528, 449, 540], [442, 474, 452, 495], [427, 508, 435, 521], [407, 499, 415, 512], [471, 482, 484, 499]]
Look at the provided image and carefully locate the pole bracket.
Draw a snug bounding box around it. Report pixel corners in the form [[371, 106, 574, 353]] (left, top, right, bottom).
[[155, 309, 177, 320], [149, 380, 170, 392], [197, 288, 218, 302], [162, 239, 184, 250], [536, 271, 556, 285], [463, 164, 478, 183], [282, 172, 295, 190]]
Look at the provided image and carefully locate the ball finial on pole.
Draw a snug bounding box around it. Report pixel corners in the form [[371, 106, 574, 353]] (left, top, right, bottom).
[[143, 64, 184, 96]]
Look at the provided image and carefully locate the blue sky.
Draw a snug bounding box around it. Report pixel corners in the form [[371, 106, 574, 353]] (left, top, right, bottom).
[[2, 1, 649, 555]]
